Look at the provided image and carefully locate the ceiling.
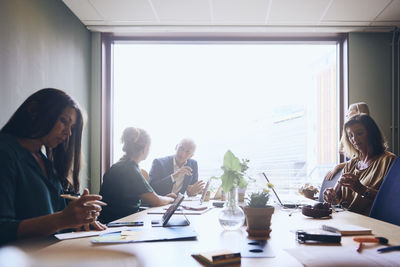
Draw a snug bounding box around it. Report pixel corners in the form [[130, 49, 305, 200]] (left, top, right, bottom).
[[63, 0, 400, 33]]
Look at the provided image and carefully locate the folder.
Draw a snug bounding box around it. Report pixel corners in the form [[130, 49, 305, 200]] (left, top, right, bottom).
[[91, 226, 197, 244]]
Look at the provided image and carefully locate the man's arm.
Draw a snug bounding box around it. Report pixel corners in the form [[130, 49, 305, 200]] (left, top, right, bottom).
[[149, 159, 174, 196], [186, 161, 204, 196], [189, 160, 199, 185]]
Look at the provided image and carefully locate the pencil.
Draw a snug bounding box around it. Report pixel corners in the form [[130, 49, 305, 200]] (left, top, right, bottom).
[[356, 242, 363, 253], [60, 194, 107, 206]]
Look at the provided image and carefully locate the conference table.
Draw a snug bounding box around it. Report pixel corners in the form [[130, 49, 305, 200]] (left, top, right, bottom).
[[26, 201, 400, 267]]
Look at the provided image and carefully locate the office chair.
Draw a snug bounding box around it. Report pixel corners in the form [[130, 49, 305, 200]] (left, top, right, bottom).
[[318, 168, 343, 202], [370, 156, 400, 226], [141, 169, 150, 182]]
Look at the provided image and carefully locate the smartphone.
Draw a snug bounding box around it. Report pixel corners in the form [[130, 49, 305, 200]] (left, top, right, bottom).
[[106, 221, 144, 227], [213, 201, 224, 208]]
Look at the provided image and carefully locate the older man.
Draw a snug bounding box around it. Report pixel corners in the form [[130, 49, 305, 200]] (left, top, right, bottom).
[[149, 139, 204, 196]]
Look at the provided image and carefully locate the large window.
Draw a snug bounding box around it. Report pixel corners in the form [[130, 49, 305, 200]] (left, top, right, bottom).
[[108, 39, 342, 196]]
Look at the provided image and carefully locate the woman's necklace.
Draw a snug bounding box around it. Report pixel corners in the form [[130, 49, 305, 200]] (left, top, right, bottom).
[[357, 156, 376, 170]]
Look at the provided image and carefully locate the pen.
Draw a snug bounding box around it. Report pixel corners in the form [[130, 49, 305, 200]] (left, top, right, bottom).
[[377, 246, 400, 253], [60, 194, 108, 206]]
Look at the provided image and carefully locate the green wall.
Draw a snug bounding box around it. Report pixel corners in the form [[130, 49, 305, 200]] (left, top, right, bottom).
[[90, 32, 102, 193], [348, 32, 395, 152], [0, 0, 92, 189]]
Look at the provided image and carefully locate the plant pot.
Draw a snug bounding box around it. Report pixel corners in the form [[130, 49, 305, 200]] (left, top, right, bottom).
[[243, 206, 274, 237]]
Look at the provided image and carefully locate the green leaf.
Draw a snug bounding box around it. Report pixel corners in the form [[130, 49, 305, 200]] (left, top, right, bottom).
[[221, 173, 234, 193], [246, 191, 270, 207], [223, 150, 241, 172], [238, 178, 248, 189]]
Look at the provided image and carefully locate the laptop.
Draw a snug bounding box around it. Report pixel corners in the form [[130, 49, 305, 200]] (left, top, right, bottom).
[[262, 172, 307, 208], [151, 193, 190, 227], [180, 180, 210, 211]]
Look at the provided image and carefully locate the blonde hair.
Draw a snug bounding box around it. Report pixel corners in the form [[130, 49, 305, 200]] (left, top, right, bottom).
[[340, 129, 358, 158], [340, 102, 370, 158], [120, 127, 150, 160], [346, 102, 370, 119]]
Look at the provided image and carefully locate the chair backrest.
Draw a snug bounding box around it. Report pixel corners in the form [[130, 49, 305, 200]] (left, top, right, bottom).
[[141, 169, 150, 182], [318, 168, 343, 202], [370, 156, 400, 226]]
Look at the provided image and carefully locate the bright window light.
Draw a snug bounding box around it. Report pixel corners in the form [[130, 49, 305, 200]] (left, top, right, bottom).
[[112, 43, 339, 195]]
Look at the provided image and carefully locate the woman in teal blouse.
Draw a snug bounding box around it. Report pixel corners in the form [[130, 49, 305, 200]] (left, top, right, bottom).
[[0, 88, 106, 245], [99, 127, 176, 223]]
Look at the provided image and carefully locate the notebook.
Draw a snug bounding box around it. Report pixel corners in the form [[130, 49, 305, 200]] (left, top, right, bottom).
[[262, 172, 308, 208], [322, 224, 372, 236], [151, 193, 190, 227]]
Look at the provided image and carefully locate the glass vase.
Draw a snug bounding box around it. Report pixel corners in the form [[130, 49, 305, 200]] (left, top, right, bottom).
[[218, 187, 245, 230]]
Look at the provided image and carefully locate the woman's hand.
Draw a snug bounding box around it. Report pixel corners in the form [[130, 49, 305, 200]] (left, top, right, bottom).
[[338, 173, 364, 193], [323, 187, 337, 203], [60, 188, 104, 229], [75, 221, 107, 232]]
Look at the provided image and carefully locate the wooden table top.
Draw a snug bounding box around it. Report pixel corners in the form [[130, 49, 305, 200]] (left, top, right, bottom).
[[27, 202, 400, 267]]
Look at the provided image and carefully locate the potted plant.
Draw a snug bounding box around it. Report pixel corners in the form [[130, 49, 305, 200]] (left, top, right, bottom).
[[211, 150, 249, 230], [243, 183, 274, 237]]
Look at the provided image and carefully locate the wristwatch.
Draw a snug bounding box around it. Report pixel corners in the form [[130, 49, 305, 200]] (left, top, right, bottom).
[[361, 187, 371, 199]]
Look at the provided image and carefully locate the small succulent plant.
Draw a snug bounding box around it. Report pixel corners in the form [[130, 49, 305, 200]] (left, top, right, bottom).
[[246, 183, 274, 208]]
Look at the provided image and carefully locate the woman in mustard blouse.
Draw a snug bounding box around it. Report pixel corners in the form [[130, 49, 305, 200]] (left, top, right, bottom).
[[324, 114, 396, 215]]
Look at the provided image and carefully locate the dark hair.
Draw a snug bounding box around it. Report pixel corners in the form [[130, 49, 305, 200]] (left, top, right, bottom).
[[343, 114, 386, 157], [1, 88, 83, 193]]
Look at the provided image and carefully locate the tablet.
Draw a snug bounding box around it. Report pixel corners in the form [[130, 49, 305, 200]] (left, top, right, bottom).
[[162, 193, 185, 226], [151, 193, 189, 227]]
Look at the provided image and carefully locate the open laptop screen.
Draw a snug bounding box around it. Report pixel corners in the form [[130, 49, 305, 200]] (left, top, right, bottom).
[[162, 193, 185, 226], [262, 172, 304, 208], [199, 180, 210, 205]]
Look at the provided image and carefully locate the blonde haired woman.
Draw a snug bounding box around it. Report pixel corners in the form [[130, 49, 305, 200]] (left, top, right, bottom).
[[325, 102, 370, 180], [323, 114, 395, 215], [99, 127, 175, 223]]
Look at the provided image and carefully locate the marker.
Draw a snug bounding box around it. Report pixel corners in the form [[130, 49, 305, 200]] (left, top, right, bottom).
[[60, 194, 108, 206]]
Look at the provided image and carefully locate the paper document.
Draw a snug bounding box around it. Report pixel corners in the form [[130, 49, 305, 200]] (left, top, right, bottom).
[[285, 246, 400, 267], [54, 226, 131, 240], [147, 206, 212, 215]]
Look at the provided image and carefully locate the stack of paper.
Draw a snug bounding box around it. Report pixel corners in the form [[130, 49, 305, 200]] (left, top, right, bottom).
[[322, 224, 372, 236]]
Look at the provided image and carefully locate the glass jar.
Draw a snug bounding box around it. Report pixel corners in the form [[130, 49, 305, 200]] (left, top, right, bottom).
[[218, 187, 245, 230]]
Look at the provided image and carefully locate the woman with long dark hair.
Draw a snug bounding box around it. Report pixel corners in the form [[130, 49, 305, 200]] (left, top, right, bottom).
[[0, 88, 106, 245]]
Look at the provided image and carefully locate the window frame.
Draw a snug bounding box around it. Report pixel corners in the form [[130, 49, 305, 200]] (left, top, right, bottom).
[[100, 33, 348, 183]]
